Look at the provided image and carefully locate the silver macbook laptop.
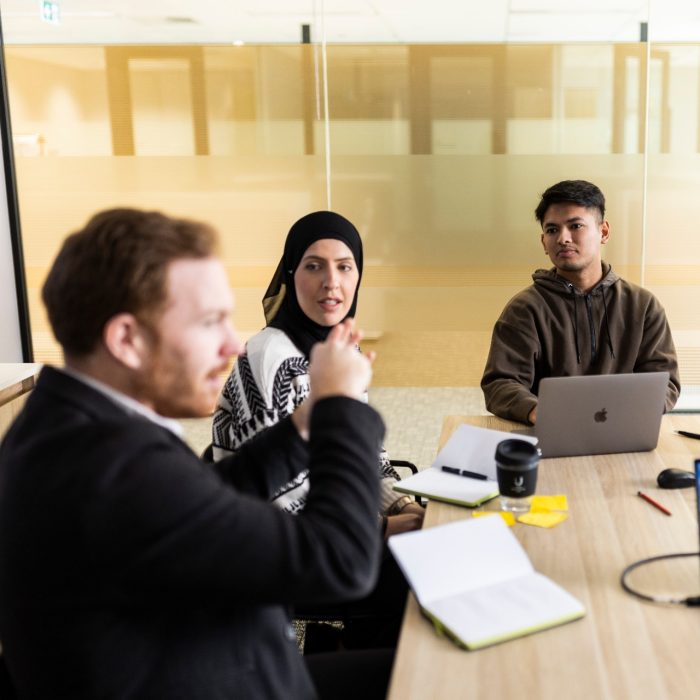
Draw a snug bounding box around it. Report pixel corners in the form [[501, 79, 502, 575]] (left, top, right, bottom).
[[517, 372, 669, 458]]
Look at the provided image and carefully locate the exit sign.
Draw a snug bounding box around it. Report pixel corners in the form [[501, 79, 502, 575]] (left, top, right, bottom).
[[40, 1, 60, 25]]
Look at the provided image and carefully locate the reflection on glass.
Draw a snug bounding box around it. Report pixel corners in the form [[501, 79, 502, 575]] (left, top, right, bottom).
[[2, 40, 699, 386]]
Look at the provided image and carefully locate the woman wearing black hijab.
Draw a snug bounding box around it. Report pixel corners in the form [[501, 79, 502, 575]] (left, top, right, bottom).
[[263, 209, 364, 359], [212, 211, 423, 651], [213, 211, 423, 533]]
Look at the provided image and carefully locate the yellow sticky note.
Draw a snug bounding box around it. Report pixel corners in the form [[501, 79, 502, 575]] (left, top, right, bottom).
[[530, 494, 568, 512], [517, 512, 568, 528], [472, 511, 516, 527]]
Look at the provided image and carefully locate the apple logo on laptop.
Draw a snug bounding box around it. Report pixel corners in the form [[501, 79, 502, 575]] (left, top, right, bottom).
[[594, 408, 607, 423]]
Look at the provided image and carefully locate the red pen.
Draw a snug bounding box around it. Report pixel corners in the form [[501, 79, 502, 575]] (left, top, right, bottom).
[[637, 491, 672, 516]]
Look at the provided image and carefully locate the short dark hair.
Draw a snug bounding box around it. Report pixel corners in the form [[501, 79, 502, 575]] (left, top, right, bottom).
[[42, 208, 218, 357], [534, 180, 606, 225]]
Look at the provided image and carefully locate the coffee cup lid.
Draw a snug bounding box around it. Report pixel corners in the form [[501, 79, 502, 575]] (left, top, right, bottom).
[[495, 439, 540, 467]]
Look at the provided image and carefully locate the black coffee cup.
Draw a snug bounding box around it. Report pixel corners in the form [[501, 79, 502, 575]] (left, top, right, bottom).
[[495, 439, 540, 512]]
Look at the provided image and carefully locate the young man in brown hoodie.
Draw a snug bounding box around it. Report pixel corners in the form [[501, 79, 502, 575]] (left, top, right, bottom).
[[481, 179, 680, 425]]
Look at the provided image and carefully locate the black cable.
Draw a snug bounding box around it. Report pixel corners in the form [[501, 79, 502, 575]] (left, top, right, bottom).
[[620, 551, 700, 606]]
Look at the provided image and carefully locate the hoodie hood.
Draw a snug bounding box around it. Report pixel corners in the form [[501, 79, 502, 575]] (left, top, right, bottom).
[[532, 262, 619, 296]]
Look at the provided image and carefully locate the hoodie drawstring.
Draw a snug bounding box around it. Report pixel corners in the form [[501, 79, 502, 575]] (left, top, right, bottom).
[[601, 286, 616, 359], [569, 285, 581, 364]]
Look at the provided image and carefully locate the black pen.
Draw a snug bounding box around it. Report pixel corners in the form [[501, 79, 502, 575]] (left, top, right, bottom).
[[441, 466, 488, 481], [676, 430, 700, 441]]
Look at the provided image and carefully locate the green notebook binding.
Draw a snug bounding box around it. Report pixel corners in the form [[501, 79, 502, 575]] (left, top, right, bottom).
[[388, 515, 585, 650]]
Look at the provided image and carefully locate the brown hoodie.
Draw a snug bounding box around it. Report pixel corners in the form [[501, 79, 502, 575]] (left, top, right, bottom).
[[481, 263, 680, 424]]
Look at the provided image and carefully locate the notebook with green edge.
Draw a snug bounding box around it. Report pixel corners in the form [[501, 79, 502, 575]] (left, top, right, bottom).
[[392, 467, 499, 508], [388, 515, 585, 650]]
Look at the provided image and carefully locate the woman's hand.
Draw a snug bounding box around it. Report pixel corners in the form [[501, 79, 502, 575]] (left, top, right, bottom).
[[384, 505, 424, 538], [292, 319, 373, 438], [309, 318, 374, 402]]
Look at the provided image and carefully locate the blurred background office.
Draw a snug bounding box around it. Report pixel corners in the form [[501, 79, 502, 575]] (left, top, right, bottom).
[[1, 1, 699, 459]]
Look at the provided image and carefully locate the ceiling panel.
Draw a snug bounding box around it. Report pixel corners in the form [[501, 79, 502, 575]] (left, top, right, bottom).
[[0, 0, 695, 44]]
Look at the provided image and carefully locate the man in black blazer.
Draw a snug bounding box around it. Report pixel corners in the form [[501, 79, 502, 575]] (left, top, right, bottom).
[[0, 209, 391, 699]]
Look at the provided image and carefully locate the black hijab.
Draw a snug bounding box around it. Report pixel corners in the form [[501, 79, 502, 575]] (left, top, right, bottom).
[[262, 211, 363, 358]]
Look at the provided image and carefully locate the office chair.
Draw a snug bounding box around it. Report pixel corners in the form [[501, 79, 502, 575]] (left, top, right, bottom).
[[292, 460, 419, 653]]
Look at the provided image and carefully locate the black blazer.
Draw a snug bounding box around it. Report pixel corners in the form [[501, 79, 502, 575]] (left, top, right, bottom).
[[0, 367, 384, 699]]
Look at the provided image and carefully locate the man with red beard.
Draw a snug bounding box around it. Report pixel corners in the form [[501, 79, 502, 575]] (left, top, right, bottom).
[[0, 208, 391, 699]]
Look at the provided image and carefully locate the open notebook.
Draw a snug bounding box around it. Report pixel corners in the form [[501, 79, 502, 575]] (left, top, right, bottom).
[[393, 424, 538, 507], [388, 515, 585, 649]]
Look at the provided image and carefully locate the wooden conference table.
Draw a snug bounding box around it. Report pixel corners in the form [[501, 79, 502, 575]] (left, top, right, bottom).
[[0, 364, 41, 440], [387, 414, 700, 700]]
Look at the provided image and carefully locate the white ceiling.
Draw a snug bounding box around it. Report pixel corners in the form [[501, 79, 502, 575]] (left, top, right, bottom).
[[0, 0, 699, 45]]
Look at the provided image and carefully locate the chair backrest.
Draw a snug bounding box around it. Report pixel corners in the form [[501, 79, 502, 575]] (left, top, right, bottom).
[[389, 459, 418, 477]]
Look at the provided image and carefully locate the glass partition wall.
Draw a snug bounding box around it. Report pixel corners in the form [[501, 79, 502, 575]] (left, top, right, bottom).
[[1, 2, 699, 388]]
